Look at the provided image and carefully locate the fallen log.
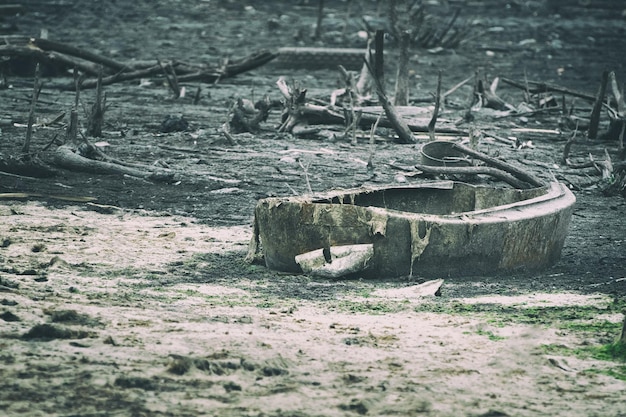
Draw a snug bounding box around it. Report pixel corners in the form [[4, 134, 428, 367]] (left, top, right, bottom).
[[52, 145, 175, 182], [0, 44, 101, 75], [275, 100, 463, 135], [0, 37, 277, 89], [0, 36, 125, 74], [30, 37, 127, 72]]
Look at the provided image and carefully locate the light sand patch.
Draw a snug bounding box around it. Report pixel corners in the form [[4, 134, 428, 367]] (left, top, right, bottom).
[[453, 292, 613, 308], [0, 201, 624, 417]]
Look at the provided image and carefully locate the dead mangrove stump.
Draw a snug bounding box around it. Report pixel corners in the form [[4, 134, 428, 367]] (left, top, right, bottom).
[[277, 78, 308, 133], [86, 69, 107, 138]]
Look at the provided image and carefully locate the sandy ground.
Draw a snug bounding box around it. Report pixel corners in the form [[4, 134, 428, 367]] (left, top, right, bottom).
[[1, 201, 624, 417]]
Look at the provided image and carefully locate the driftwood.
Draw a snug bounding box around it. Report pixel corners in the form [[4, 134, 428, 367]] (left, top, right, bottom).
[[0, 38, 122, 76], [68, 50, 276, 90], [274, 94, 463, 136], [501, 77, 596, 102], [588, 70, 609, 140], [53, 145, 175, 182], [0, 37, 277, 89], [477, 77, 515, 111]]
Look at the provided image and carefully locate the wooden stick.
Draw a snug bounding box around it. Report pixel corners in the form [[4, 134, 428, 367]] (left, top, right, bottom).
[[374, 30, 385, 87], [463, 69, 479, 121], [434, 8, 460, 47], [428, 70, 442, 141], [0, 45, 105, 76], [67, 69, 81, 144], [442, 73, 473, 99], [158, 59, 181, 98], [53, 50, 276, 90], [608, 71, 625, 116], [365, 59, 416, 144], [86, 68, 105, 137], [23, 64, 41, 154], [588, 70, 609, 140], [30, 37, 127, 72], [562, 122, 579, 164], [501, 77, 595, 102]]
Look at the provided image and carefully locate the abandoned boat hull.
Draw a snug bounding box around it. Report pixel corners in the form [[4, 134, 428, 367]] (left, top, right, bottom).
[[253, 181, 576, 278]]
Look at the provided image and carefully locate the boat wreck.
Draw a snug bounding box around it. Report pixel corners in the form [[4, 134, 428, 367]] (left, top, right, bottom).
[[247, 180, 576, 278]]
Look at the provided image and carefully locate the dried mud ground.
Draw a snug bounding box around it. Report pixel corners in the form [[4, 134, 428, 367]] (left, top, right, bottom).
[[1, 1, 626, 416]]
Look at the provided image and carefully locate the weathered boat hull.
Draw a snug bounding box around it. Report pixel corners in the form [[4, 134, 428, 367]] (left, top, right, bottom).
[[253, 181, 576, 278]]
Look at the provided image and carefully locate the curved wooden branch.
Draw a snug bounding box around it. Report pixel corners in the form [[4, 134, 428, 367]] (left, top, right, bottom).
[[451, 142, 545, 187], [365, 59, 416, 144], [415, 164, 530, 189]]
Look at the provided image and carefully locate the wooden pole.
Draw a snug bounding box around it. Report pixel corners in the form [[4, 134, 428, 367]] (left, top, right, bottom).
[[588, 70, 609, 140], [23, 64, 41, 154]]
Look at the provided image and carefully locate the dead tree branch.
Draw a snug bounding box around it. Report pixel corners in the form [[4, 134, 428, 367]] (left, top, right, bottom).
[[428, 70, 442, 141], [86, 68, 107, 137], [0, 38, 276, 90], [500, 77, 596, 102], [23, 63, 41, 154], [365, 59, 416, 144], [588, 70, 609, 140]]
